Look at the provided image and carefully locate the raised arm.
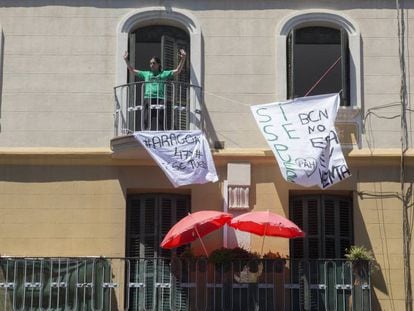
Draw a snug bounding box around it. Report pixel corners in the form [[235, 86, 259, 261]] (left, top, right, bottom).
[[172, 49, 187, 76], [123, 51, 140, 75]]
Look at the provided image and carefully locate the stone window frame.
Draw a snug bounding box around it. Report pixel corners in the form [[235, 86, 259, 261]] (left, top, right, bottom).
[[276, 10, 362, 110], [116, 8, 202, 88]]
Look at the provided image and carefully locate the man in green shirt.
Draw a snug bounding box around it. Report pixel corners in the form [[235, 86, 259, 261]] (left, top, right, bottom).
[[123, 49, 187, 130]]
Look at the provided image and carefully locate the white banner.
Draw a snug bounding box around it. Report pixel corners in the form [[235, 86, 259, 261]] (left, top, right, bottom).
[[134, 130, 219, 187], [251, 93, 351, 188]]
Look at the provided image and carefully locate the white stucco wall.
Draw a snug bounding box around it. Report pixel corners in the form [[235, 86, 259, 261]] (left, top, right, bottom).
[[0, 0, 411, 148]]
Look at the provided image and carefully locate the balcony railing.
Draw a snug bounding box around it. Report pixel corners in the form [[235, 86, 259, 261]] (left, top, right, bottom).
[[113, 81, 202, 137], [0, 257, 371, 311]]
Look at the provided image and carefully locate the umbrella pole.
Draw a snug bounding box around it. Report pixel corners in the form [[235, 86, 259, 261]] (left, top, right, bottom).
[[194, 226, 209, 257], [260, 222, 269, 256], [260, 235, 266, 255]]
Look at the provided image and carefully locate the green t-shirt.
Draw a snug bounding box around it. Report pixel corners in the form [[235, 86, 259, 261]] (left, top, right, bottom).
[[136, 70, 174, 99]]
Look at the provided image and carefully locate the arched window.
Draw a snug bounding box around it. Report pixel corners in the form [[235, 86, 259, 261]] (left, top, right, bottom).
[[287, 26, 350, 106], [276, 11, 361, 108], [114, 9, 203, 134]]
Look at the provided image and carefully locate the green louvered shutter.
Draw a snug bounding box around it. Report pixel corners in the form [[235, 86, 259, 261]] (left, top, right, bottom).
[[126, 194, 190, 311]]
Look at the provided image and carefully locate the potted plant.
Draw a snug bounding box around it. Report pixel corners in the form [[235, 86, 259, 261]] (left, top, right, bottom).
[[262, 251, 288, 273], [209, 247, 234, 272], [345, 245, 376, 284], [208, 247, 260, 272]]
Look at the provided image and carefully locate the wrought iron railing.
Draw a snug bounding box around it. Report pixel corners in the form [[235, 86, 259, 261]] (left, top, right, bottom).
[[0, 257, 371, 311], [113, 81, 202, 136]]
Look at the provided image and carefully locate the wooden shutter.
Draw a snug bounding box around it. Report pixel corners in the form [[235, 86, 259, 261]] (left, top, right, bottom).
[[161, 35, 176, 71], [176, 39, 190, 130], [126, 198, 143, 257], [290, 195, 353, 259], [340, 28, 350, 106], [306, 198, 320, 259], [161, 35, 190, 130], [161, 35, 176, 130], [126, 194, 191, 258], [128, 33, 136, 84], [126, 194, 191, 311], [286, 30, 295, 99], [290, 197, 304, 259], [323, 197, 336, 259], [159, 196, 173, 258], [338, 197, 353, 257], [176, 39, 190, 84]]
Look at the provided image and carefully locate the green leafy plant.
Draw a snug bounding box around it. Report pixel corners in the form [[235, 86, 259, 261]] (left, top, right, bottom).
[[262, 251, 288, 272], [345, 245, 374, 261], [262, 251, 288, 260], [208, 247, 260, 272], [180, 247, 196, 260], [345, 245, 378, 279]]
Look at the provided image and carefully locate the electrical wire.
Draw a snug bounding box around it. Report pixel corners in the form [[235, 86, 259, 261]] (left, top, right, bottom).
[[396, 1, 412, 310]]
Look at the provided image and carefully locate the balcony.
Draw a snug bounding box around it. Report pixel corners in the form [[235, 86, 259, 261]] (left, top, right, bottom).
[[111, 81, 202, 158], [0, 257, 371, 310]]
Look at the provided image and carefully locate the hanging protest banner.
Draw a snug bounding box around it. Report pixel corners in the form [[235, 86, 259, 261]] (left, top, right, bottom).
[[251, 93, 351, 189], [134, 130, 219, 187]]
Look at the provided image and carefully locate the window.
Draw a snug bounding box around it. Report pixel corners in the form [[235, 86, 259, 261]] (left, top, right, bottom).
[[126, 193, 190, 258], [289, 194, 353, 259], [287, 26, 350, 106], [276, 11, 361, 108], [115, 9, 203, 136], [126, 194, 190, 311], [126, 25, 191, 131]]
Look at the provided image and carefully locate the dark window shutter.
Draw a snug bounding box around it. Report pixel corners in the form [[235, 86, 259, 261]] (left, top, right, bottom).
[[340, 28, 350, 106], [286, 30, 295, 99], [323, 198, 336, 259], [175, 40, 190, 130], [338, 198, 353, 257], [126, 198, 142, 257], [161, 35, 176, 70], [290, 198, 304, 259], [175, 196, 191, 254], [159, 196, 173, 258], [128, 32, 136, 84], [143, 197, 157, 258], [176, 39, 190, 84], [126, 194, 191, 258], [289, 195, 353, 259], [306, 198, 320, 259], [161, 36, 191, 130]]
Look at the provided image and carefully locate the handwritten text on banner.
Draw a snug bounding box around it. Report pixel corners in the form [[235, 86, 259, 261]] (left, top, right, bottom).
[[251, 93, 351, 189], [134, 130, 219, 188]]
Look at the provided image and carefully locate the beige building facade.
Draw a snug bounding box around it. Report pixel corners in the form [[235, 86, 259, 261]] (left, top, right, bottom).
[[0, 1, 413, 310]]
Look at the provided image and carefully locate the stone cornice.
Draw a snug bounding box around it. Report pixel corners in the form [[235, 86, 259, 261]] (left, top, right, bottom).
[[0, 148, 412, 166]]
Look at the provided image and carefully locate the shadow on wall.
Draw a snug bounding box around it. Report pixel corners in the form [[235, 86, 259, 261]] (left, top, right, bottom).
[[198, 33, 222, 149], [346, 167, 413, 310], [251, 162, 414, 311]]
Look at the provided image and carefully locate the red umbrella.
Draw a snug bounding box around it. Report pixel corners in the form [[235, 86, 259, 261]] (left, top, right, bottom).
[[229, 210, 304, 253], [161, 211, 232, 256]]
